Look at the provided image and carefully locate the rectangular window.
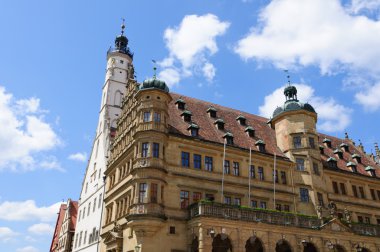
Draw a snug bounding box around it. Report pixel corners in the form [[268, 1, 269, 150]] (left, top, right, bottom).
[[340, 183, 346, 195], [88, 203, 91, 216], [138, 183, 147, 203], [205, 193, 214, 201], [284, 205, 290, 212], [83, 207, 85, 219], [224, 160, 230, 174], [143, 111, 151, 122], [300, 188, 309, 202], [233, 162, 239, 176], [142, 142, 149, 157], [93, 198, 96, 212], [365, 217, 371, 224], [273, 170, 279, 183], [258, 167, 264, 181], [169, 226, 176, 234], [309, 137, 315, 148], [205, 156, 213, 171], [359, 186, 365, 198], [153, 112, 161, 122], [358, 216, 363, 223], [180, 191, 189, 209], [152, 143, 159, 158], [193, 192, 202, 203], [260, 201, 267, 209], [293, 136, 302, 148], [377, 190, 380, 201], [280, 171, 287, 184], [296, 158, 305, 171], [352, 185, 358, 197], [317, 192, 324, 207], [181, 152, 190, 167], [249, 165, 255, 178], [98, 193, 102, 208], [370, 189, 376, 200], [276, 204, 282, 211], [251, 200, 257, 208], [79, 231, 83, 247], [78, 210, 81, 221], [224, 196, 231, 205], [150, 183, 158, 203], [234, 198, 241, 206], [193, 154, 201, 169], [313, 163, 320, 175]]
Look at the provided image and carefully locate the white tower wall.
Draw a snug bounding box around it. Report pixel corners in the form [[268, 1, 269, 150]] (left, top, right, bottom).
[[72, 44, 132, 252]]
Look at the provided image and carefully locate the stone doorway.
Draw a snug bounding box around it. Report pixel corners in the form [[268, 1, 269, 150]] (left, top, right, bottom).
[[275, 239, 292, 252], [303, 242, 318, 252], [245, 236, 264, 252], [212, 233, 232, 252]]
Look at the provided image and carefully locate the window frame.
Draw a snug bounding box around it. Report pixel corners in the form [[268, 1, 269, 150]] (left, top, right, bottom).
[[300, 188, 309, 202], [152, 143, 159, 158], [180, 190, 189, 209], [181, 151, 190, 167], [205, 156, 213, 171], [193, 154, 201, 169]]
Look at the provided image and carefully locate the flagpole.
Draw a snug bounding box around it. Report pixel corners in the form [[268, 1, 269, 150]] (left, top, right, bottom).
[[221, 139, 226, 203], [248, 147, 252, 206], [273, 152, 277, 209]]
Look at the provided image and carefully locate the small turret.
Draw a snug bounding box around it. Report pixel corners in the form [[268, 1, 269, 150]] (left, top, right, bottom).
[[109, 19, 133, 58]]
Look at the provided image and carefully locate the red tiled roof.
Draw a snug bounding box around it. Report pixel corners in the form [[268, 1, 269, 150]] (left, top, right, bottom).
[[49, 204, 66, 252], [168, 93, 287, 158], [319, 133, 380, 178], [168, 93, 380, 178], [69, 201, 78, 231]]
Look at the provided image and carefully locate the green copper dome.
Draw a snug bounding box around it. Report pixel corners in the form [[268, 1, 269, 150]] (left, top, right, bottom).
[[272, 85, 316, 118], [140, 77, 169, 93]]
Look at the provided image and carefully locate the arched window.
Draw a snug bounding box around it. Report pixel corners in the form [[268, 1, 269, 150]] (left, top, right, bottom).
[[276, 239, 292, 252], [212, 233, 232, 252], [245, 236, 264, 252], [303, 242, 318, 252], [114, 90, 122, 107]]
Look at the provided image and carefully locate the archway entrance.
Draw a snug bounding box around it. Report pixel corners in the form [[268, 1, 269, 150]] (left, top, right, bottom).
[[335, 245, 346, 252], [303, 242, 318, 252], [361, 249, 370, 252], [276, 239, 292, 252], [212, 234, 232, 252], [245, 236, 264, 252], [190, 236, 199, 252]]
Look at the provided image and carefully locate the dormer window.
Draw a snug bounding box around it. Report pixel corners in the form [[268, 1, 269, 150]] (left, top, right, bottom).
[[175, 98, 186, 110], [255, 139, 266, 152], [236, 115, 246, 125], [352, 153, 362, 164], [323, 138, 332, 148], [207, 106, 217, 118], [187, 123, 199, 137], [245, 126, 255, 137], [340, 143, 349, 152], [223, 132, 234, 145], [334, 148, 343, 159], [181, 110, 192, 122], [347, 162, 357, 173], [214, 119, 225, 130], [365, 166, 376, 177], [319, 145, 325, 155], [327, 157, 337, 169]]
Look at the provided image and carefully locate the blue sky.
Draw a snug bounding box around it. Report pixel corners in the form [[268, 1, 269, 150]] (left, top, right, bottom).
[[1, 0, 380, 251]]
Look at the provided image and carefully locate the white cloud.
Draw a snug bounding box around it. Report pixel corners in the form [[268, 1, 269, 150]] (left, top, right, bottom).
[[28, 223, 54, 236], [157, 68, 181, 87], [355, 82, 380, 111], [40, 156, 64, 171], [349, 0, 380, 14], [68, 152, 88, 162], [0, 227, 18, 243], [159, 14, 230, 86], [259, 84, 352, 132], [17, 246, 39, 252], [202, 62, 216, 82], [0, 86, 61, 172], [0, 200, 61, 222]]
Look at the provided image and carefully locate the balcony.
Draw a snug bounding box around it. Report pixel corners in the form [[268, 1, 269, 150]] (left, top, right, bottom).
[[127, 203, 166, 220], [189, 202, 380, 237], [137, 122, 166, 133], [189, 202, 319, 228], [132, 157, 165, 170]]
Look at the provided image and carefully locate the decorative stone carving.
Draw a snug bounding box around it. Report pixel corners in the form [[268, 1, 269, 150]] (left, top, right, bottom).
[[316, 205, 323, 219], [327, 201, 337, 218], [344, 208, 351, 223]]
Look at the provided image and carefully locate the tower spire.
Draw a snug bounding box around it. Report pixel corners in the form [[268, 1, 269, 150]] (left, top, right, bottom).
[[121, 18, 125, 36]]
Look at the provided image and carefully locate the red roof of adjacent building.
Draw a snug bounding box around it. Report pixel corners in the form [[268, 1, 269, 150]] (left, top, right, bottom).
[[49, 203, 66, 252], [167, 93, 380, 178], [69, 200, 78, 231]]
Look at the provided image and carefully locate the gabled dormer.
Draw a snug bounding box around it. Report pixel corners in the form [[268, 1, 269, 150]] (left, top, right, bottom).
[[340, 143, 349, 152], [175, 98, 186, 110], [214, 119, 225, 130], [236, 115, 246, 126], [207, 106, 217, 118], [255, 139, 266, 152], [181, 110, 192, 122], [319, 145, 325, 155], [245, 126, 255, 138], [346, 162, 357, 173], [365, 166, 376, 177], [323, 138, 332, 148], [352, 153, 362, 164], [334, 148, 343, 159], [327, 157, 337, 169], [187, 123, 199, 137], [223, 132, 234, 145]]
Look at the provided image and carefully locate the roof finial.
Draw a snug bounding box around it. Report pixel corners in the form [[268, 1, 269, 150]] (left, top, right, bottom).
[[121, 18, 125, 35], [152, 59, 157, 79], [284, 69, 291, 86]]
